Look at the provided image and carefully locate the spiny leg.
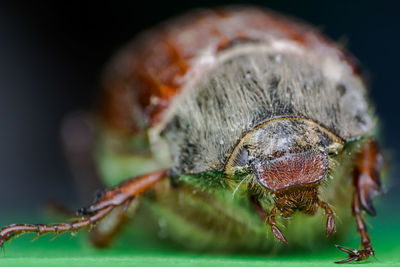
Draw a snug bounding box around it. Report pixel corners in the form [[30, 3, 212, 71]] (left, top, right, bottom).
[[336, 139, 383, 263], [0, 170, 167, 247], [250, 197, 287, 243], [0, 206, 114, 246], [42, 195, 130, 248]]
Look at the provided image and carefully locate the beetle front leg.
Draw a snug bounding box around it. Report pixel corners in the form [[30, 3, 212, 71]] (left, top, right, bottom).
[[0, 170, 167, 247], [336, 139, 384, 263], [250, 197, 287, 243]]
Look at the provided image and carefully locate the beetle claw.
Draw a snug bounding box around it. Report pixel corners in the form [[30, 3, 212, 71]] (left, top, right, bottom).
[[335, 256, 358, 264], [335, 244, 374, 264], [271, 224, 287, 243]]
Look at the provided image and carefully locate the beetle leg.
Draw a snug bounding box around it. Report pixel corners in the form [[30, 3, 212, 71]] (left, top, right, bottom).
[[267, 206, 288, 243], [335, 191, 375, 263], [250, 197, 287, 243], [0, 170, 167, 247], [317, 199, 335, 237], [353, 139, 384, 216], [336, 139, 383, 263]]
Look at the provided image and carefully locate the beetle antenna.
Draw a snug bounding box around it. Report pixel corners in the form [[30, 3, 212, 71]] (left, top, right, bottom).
[[232, 174, 249, 199]]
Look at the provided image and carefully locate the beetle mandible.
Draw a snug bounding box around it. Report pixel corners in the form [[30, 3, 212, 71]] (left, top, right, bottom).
[[0, 6, 384, 263]]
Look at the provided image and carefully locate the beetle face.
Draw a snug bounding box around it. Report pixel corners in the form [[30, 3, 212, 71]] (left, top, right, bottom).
[[225, 117, 344, 208], [251, 149, 329, 191]]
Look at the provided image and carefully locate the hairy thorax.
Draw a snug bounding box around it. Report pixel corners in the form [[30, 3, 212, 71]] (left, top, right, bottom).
[[160, 44, 372, 174]]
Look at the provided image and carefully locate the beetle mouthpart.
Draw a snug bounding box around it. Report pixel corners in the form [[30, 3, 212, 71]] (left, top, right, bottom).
[[253, 150, 329, 191]]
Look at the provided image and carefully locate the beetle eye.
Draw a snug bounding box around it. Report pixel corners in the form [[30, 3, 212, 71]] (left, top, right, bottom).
[[252, 150, 329, 191], [234, 146, 249, 167]]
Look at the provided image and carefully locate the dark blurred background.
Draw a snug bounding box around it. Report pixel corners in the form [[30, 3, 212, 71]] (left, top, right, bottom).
[[0, 1, 398, 220]]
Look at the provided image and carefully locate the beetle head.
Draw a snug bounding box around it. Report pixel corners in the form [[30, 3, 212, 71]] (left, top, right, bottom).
[[225, 117, 343, 213]]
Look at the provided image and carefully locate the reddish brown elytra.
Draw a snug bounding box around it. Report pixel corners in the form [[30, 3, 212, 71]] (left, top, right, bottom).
[[0, 6, 384, 263]]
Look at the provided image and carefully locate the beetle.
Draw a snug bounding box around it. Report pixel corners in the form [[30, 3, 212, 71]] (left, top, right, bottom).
[[0, 6, 384, 263]]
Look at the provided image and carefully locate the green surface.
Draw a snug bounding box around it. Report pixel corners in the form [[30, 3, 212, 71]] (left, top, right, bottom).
[[1, 210, 399, 267]]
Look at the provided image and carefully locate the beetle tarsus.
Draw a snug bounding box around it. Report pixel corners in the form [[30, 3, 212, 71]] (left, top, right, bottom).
[[0, 170, 167, 248], [335, 188, 376, 264], [335, 244, 374, 263], [335, 139, 382, 264], [0, 205, 114, 248]]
